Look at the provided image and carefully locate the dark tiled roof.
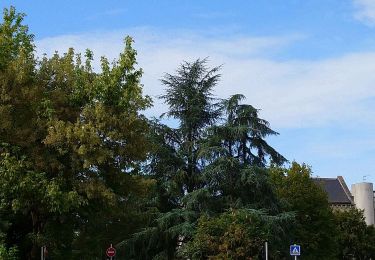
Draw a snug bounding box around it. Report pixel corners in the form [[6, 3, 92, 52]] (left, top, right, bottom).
[[313, 178, 353, 204]]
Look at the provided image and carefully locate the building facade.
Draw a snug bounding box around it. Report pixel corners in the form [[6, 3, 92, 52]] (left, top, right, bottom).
[[314, 176, 375, 225]]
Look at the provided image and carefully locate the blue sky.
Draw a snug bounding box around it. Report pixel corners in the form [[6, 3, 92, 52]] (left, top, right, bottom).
[[2, 0, 375, 186]]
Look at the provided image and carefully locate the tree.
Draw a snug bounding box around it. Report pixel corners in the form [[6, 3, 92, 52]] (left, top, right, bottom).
[[197, 94, 287, 211], [122, 59, 222, 259], [173, 92, 290, 259], [125, 59, 289, 259], [0, 244, 18, 260], [335, 208, 375, 259], [270, 163, 338, 259], [0, 6, 153, 259], [180, 209, 291, 260], [160, 58, 221, 193], [205, 94, 286, 167]]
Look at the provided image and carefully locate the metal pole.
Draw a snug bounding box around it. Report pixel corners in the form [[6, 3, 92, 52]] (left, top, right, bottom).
[[41, 246, 43, 260], [265, 241, 268, 260], [295, 256, 297, 260]]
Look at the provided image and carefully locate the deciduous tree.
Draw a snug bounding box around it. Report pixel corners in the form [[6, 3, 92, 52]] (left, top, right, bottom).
[[270, 163, 338, 259], [0, 6, 153, 259], [335, 208, 375, 259]]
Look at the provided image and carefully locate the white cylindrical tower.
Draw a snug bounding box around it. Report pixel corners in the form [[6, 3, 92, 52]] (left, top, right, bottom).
[[352, 182, 374, 225]]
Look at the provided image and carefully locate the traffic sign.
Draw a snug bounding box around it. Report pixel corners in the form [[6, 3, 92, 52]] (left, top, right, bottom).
[[290, 244, 301, 256], [106, 244, 116, 258]]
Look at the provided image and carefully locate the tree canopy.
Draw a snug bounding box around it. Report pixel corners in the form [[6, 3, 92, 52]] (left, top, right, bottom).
[[334, 208, 375, 259], [122, 58, 291, 259], [270, 163, 338, 259], [0, 6, 153, 259], [1, 6, 375, 260]]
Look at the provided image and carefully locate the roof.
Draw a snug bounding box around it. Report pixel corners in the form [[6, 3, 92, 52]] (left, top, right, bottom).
[[313, 177, 354, 205]]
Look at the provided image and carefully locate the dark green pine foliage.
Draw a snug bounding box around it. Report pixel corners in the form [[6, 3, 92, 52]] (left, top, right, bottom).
[[123, 59, 222, 259], [180, 96, 290, 259], [200, 94, 285, 166], [160, 59, 222, 193], [197, 93, 287, 210], [125, 59, 289, 259], [215, 94, 286, 167]]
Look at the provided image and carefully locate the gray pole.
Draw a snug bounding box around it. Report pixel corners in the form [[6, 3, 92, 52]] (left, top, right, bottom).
[[41, 246, 45, 260], [265, 241, 268, 260]]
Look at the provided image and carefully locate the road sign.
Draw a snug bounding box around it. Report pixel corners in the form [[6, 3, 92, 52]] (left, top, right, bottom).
[[106, 244, 116, 258], [290, 244, 301, 256]]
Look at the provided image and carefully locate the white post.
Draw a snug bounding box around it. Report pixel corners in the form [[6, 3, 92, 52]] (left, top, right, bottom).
[[265, 241, 268, 260], [40, 246, 44, 260], [295, 256, 297, 260]]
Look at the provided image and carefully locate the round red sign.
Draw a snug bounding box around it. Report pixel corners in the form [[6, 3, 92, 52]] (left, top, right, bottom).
[[106, 246, 116, 257]]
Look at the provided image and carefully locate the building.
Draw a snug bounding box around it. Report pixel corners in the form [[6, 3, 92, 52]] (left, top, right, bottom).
[[314, 176, 375, 225], [313, 176, 354, 210], [352, 182, 375, 225]]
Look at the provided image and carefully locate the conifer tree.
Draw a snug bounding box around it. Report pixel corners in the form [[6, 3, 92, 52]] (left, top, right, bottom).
[[160, 59, 221, 193], [123, 59, 222, 259], [126, 59, 289, 259]]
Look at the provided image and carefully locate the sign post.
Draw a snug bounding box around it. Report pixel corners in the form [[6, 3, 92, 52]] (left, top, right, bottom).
[[41, 246, 48, 260], [290, 244, 301, 259], [106, 244, 116, 260]]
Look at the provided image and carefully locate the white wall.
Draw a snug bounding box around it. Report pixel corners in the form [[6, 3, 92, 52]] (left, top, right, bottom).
[[352, 182, 375, 226]]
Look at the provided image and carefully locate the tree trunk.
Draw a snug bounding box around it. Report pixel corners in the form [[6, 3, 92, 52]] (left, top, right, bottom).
[[30, 210, 41, 260]]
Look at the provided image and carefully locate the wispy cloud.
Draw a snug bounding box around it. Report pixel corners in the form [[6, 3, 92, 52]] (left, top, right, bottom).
[[353, 0, 375, 25], [35, 28, 375, 130]]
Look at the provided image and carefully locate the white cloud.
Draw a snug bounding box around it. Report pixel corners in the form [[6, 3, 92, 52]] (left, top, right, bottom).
[[353, 0, 375, 25], [36, 29, 375, 129]]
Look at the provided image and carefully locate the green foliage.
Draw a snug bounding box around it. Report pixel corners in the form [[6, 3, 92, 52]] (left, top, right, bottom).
[[160, 59, 222, 194], [160, 58, 221, 138], [0, 244, 18, 260], [5, 6, 373, 260], [123, 60, 224, 258], [180, 209, 293, 259], [201, 158, 281, 212], [0, 6, 34, 71], [0, 229, 18, 260], [334, 208, 375, 259], [203, 94, 287, 167], [0, 6, 153, 259], [126, 59, 289, 259], [270, 162, 338, 259]]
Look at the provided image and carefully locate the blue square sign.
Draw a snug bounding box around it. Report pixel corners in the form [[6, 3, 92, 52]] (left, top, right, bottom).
[[290, 244, 301, 256]]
